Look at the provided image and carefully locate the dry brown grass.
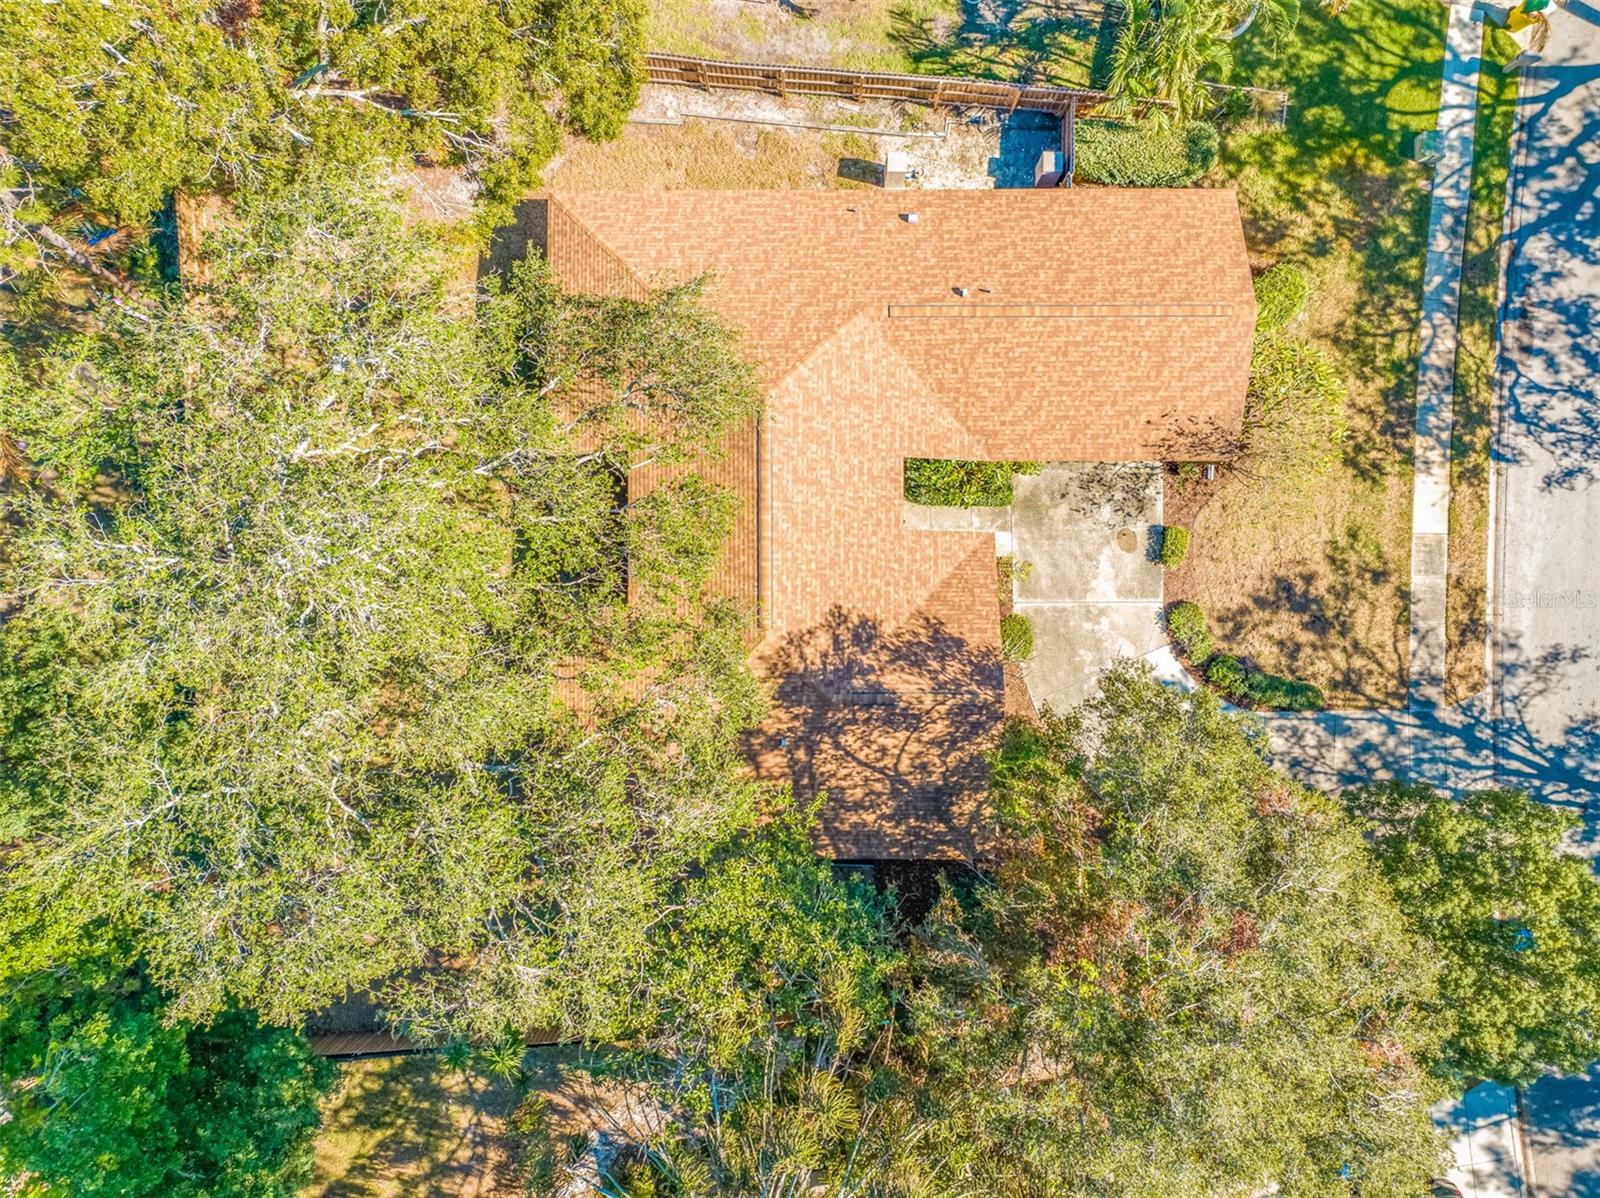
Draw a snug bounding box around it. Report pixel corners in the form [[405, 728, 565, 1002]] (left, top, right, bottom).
[[305, 1049, 638, 1198], [1163, 0, 1448, 709], [647, 0, 966, 73], [548, 119, 874, 192], [1165, 239, 1420, 708]]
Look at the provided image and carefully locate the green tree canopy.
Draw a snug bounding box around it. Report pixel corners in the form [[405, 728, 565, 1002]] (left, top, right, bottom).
[[0, 944, 332, 1198], [0, 0, 643, 279], [1349, 782, 1600, 1087], [0, 171, 763, 1030], [597, 666, 1452, 1198], [890, 666, 1448, 1197]]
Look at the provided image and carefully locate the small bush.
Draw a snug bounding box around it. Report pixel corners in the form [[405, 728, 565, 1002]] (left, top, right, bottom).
[[905, 459, 1042, 507], [1165, 600, 1214, 662], [1000, 612, 1035, 662], [1159, 525, 1190, 567], [1254, 263, 1310, 334], [1244, 672, 1326, 712], [1075, 120, 1220, 188], [1207, 654, 1248, 698]]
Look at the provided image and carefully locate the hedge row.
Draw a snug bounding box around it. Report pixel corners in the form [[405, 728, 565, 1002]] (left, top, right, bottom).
[[1166, 600, 1213, 662], [1164, 602, 1325, 712], [1075, 120, 1220, 189], [904, 459, 1042, 507], [1206, 655, 1325, 712]]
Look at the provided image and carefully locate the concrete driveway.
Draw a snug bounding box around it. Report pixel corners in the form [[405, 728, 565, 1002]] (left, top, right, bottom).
[[1010, 463, 1167, 712]]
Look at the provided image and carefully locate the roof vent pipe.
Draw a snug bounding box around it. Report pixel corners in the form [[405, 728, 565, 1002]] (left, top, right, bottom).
[[900, 212, 919, 224]]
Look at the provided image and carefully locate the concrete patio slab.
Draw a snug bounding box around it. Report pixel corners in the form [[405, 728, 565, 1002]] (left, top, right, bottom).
[[1009, 463, 1167, 712], [1018, 602, 1168, 711], [1011, 464, 1163, 603]]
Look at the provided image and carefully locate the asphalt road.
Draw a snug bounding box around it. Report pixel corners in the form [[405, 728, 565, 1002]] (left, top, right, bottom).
[[1488, 4, 1600, 1194], [1490, 0, 1600, 840]]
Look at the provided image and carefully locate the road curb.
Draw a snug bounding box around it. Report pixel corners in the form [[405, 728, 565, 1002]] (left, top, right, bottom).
[[1515, 1086, 1539, 1195]]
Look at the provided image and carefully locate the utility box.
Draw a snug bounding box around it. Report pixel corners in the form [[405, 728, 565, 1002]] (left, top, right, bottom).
[[1412, 130, 1442, 165], [1034, 149, 1065, 188], [883, 150, 909, 189]]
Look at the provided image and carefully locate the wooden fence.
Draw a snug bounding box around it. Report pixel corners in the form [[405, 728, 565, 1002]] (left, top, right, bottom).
[[644, 52, 1108, 118]]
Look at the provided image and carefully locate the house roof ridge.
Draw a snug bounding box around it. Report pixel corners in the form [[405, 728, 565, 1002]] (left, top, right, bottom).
[[545, 192, 651, 298]]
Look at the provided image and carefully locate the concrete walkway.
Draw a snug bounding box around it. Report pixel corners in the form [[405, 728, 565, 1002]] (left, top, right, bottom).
[[1411, 0, 1486, 710], [1009, 464, 1167, 711], [1261, 0, 1600, 828], [1256, 2, 1494, 786]]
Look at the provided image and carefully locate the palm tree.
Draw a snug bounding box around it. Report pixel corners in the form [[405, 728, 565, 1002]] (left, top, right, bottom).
[[1107, 0, 1299, 124]]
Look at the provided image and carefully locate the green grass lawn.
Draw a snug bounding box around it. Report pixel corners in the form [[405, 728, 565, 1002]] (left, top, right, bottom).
[[1166, 0, 1448, 707], [1445, 26, 1519, 703]]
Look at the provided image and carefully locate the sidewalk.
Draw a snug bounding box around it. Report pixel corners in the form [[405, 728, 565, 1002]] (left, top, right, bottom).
[[1410, 0, 1487, 710]]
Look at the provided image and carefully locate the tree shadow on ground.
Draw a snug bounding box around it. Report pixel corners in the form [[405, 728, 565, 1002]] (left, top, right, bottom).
[[1496, 148, 1600, 488], [887, 0, 1117, 88], [313, 1057, 517, 1198], [1225, 0, 1446, 477], [1205, 522, 1408, 706]]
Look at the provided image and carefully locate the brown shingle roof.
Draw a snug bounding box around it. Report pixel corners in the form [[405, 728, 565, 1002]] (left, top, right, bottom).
[[535, 189, 1255, 859]]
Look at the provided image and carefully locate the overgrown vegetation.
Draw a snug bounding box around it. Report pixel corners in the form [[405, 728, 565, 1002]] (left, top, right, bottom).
[[1167, 601, 1325, 710], [1074, 118, 1220, 187], [586, 665, 1450, 1196], [1446, 26, 1519, 702], [0, 0, 644, 281], [1108, 0, 1299, 120], [1239, 335, 1349, 480], [0, 173, 764, 1027], [0, 946, 332, 1197], [1350, 783, 1600, 1087], [5, 5, 1584, 1192], [1169, 0, 1447, 707], [1254, 261, 1310, 332], [903, 457, 1041, 507]]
